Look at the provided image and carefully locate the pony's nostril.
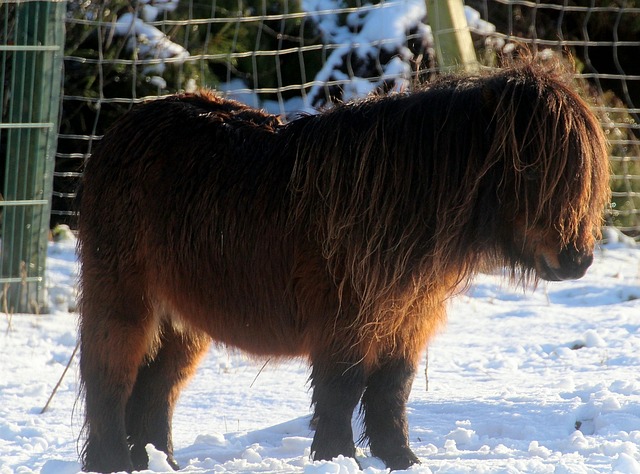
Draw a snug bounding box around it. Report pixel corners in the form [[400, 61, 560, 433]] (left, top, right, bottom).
[[555, 246, 593, 279]]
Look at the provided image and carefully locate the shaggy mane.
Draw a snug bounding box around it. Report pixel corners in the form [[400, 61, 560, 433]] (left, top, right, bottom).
[[285, 60, 609, 340]]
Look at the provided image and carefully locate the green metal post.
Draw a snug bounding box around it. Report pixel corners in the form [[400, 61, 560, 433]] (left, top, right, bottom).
[[0, 1, 65, 313], [426, 0, 478, 72]]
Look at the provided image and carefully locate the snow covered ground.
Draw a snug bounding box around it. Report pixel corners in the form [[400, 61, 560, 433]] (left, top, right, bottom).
[[1, 233, 639, 474]]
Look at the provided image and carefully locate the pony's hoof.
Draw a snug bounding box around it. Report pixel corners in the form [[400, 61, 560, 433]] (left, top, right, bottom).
[[167, 456, 180, 470], [379, 447, 421, 471]]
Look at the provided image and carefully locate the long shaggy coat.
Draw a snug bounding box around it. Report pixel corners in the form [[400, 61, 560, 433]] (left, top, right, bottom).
[[77, 61, 610, 473]]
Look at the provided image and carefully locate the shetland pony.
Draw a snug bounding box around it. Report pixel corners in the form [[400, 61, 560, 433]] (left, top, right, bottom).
[[77, 62, 610, 472]]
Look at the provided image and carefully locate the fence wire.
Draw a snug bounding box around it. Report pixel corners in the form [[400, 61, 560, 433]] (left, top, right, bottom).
[[56, 0, 640, 237]]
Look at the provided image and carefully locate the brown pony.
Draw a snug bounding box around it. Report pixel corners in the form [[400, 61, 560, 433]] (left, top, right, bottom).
[[77, 61, 610, 472]]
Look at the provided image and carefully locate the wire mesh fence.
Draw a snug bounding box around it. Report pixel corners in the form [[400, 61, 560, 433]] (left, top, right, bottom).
[[56, 0, 640, 237]]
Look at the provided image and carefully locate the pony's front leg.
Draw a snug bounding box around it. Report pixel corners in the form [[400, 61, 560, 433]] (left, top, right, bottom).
[[126, 323, 210, 471], [309, 357, 366, 462], [361, 357, 420, 470]]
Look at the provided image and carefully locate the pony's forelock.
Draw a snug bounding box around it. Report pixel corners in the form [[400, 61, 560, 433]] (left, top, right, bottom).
[[486, 63, 610, 247]]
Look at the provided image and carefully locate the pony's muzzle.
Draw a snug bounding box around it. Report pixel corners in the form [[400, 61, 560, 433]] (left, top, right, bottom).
[[536, 245, 594, 281]]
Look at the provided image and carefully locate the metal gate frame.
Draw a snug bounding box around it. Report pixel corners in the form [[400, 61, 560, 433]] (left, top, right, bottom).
[[0, 0, 65, 313]]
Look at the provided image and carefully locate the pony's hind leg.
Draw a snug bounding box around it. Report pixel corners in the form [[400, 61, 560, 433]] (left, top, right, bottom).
[[79, 273, 158, 473], [309, 357, 366, 463], [360, 357, 420, 470], [126, 322, 210, 471]]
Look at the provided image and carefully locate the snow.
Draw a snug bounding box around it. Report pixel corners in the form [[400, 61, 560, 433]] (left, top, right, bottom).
[[139, 0, 180, 23], [0, 232, 638, 473], [113, 13, 189, 75], [304, 0, 432, 107], [464, 6, 496, 36]]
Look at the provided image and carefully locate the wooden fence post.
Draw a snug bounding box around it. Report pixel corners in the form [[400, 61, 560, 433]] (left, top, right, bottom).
[[426, 0, 478, 72]]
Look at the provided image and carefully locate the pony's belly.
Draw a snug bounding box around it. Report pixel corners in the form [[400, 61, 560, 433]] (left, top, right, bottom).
[[212, 329, 308, 357], [170, 300, 309, 358]]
